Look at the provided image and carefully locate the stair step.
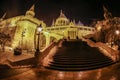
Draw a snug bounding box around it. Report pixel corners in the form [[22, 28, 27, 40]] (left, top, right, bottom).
[[53, 58, 110, 62], [44, 40, 116, 71], [49, 60, 113, 67], [45, 62, 114, 71], [50, 60, 113, 65]]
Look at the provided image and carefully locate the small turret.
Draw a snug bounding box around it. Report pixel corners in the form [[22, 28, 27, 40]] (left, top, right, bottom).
[[52, 19, 55, 26], [26, 5, 35, 17], [69, 20, 74, 26], [0, 13, 6, 21], [59, 10, 67, 18], [73, 19, 76, 24], [103, 6, 112, 19], [77, 20, 84, 26]]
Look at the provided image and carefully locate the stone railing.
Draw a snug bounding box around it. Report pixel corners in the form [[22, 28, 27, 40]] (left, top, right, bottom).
[[82, 38, 119, 62], [40, 39, 63, 66], [96, 42, 119, 62], [39, 42, 56, 65]]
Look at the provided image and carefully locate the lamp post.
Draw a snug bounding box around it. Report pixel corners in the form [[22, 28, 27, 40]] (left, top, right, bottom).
[[115, 29, 120, 46], [35, 25, 42, 58], [115, 30, 120, 35]]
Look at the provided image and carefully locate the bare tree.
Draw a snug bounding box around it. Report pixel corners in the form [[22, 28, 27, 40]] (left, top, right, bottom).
[[0, 33, 11, 52]]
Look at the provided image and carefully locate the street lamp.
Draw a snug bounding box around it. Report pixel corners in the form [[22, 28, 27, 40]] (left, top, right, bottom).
[[115, 30, 120, 35], [35, 24, 42, 58], [115, 29, 120, 46]]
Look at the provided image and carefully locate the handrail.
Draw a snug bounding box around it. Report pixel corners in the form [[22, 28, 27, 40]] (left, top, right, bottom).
[[39, 42, 56, 65], [39, 39, 64, 66], [82, 38, 119, 62]]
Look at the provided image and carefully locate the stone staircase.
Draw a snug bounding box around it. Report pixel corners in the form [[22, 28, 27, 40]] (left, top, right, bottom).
[[45, 40, 115, 71]]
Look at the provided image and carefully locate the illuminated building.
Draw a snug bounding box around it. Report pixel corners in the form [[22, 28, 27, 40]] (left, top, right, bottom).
[[45, 10, 95, 39], [0, 5, 46, 50], [0, 5, 95, 50]]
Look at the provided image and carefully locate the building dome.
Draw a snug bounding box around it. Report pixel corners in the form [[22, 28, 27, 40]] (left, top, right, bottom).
[[55, 10, 69, 26]]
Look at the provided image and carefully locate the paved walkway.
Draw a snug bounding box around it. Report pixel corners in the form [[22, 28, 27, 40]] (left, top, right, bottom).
[[0, 42, 120, 80], [1, 63, 120, 80], [0, 50, 34, 64]]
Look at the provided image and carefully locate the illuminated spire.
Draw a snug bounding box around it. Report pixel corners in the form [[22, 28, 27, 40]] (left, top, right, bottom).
[[26, 4, 35, 17], [52, 19, 55, 26], [55, 10, 69, 26], [69, 20, 74, 26], [78, 20, 84, 26], [60, 10, 63, 15], [2, 13, 6, 19], [103, 6, 112, 19], [29, 4, 34, 11], [0, 13, 6, 21], [73, 19, 75, 24], [59, 10, 66, 18]]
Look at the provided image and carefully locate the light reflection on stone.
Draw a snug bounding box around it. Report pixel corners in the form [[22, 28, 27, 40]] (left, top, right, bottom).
[[78, 72, 82, 78], [96, 69, 102, 80], [43, 46, 58, 66], [57, 72, 64, 79], [110, 76, 116, 80], [1, 62, 120, 80]]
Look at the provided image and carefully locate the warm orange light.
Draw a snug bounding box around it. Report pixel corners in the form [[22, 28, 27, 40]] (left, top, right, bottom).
[[58, 72, 64, 79], [97, 26, 102, 31], [115, 30, 119, 35]]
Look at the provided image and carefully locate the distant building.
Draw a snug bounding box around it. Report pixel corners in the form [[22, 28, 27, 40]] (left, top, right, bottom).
[[45, 10, 95, 40]]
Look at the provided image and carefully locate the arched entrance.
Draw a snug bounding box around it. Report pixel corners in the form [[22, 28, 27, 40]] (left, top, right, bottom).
[[50, 37, 57, 43], [40, 33, 46, 49]]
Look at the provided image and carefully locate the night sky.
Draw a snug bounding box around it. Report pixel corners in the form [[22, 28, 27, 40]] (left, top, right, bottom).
[[0, 0, 120, 26]]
